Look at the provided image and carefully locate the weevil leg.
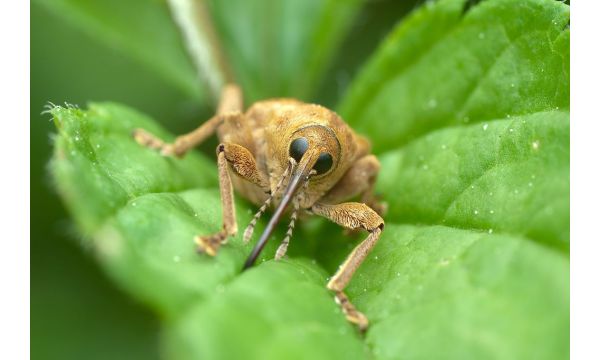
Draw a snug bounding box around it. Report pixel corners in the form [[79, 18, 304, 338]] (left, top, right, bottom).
[[132, 84, 243, 157], [320, 154, 386, 216], [311, 202, 384, 331], [195, 142, 268, 256]]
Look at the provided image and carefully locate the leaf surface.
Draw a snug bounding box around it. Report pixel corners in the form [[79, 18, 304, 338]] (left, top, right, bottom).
[[340, 0, 569, 251]]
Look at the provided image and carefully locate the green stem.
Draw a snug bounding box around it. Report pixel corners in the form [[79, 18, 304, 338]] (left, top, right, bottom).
[[167, 0, 235, 103]]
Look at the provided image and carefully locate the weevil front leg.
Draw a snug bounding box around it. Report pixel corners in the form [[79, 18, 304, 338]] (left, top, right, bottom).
[[311, 202, 384, 331], [132, 84, 243, 157], [195, 142, 269, 256]]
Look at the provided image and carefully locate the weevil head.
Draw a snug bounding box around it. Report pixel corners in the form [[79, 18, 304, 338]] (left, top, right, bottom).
[[265, 104, 364, 207], [287, 124, 340, 179]]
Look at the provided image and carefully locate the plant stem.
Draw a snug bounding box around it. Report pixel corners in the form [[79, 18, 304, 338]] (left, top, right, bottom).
[[167, 0, 235, 103]]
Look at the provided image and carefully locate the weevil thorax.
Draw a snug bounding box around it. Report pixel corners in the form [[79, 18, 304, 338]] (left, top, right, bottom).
[[264, 103, 360, 208]]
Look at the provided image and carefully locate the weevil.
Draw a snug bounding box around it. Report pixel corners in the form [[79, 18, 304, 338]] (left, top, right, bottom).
[[133, 84, 385, 331]]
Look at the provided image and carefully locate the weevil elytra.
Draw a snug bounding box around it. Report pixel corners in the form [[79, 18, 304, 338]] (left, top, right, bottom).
[[133, 84, 385, 331]]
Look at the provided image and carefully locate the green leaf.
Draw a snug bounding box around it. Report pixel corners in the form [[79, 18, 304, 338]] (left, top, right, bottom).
[[51, 103, 217, 234], [340, 0, 569, 251], [332, 0, 569, 357], [36, 0, 204, 99], [163, 261, 367, 360], [207, 0, 366, 102], [349, 224, 569, 359], [51, 104, 256, 316], [377, 110, 569, 251], [340, 0, 569, 152]]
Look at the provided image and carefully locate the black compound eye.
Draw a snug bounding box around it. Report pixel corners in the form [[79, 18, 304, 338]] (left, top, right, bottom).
[[289, 137, 309, 162], [313, 152, 333, 175]]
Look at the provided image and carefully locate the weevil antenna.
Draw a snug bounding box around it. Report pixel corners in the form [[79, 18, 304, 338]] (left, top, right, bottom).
[[243, 160, 294, 243], [275, 170, 314, 259], [275, 197, 299, 260]]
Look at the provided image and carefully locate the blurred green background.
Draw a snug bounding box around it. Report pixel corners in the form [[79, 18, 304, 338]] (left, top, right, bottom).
[[31, 1, 419, 358]]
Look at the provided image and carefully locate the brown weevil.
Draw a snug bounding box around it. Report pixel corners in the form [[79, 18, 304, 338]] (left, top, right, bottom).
[[133, 84, 385, 331]]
